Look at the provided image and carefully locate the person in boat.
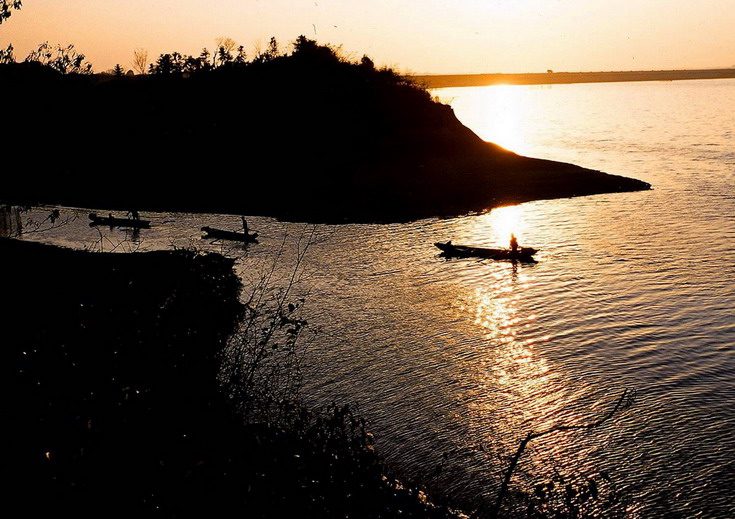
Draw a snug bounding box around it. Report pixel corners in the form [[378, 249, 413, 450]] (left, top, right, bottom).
[[510, 233, 519, 253]]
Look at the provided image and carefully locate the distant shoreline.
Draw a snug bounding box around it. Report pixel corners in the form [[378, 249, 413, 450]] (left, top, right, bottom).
[[412, 68, 735, 89]]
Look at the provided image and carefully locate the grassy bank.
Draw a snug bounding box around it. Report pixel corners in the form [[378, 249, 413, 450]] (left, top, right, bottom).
[[0, 238, 465, 518]]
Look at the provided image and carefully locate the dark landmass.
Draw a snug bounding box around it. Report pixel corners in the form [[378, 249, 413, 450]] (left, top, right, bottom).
[[1, 38, 650, 223], [0, 237, 464, 518], [413, 68, 735, 89]]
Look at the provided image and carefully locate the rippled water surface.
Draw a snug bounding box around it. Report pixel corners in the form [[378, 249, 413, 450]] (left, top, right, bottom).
[[7, 78, 735, 517]]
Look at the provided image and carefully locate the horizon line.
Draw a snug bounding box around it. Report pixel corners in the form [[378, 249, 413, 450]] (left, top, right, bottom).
[[410, 66, 735, 77]]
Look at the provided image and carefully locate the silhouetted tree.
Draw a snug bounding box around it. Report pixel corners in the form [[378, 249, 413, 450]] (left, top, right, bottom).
[[254, 36, 281, 64], [0, 43, 15, 64], [216, 46, 233, 67], [182, 52, 210, 75], [234, 45, 247, 65], [0, 0, 21, 24], [198, 48, 211, 69], [132, 48, 148, 75], [293, 35, 317, 54], [25, 42, 93, 74], [360, 55, 375, 70], [149, 52, 184, 75], [214, 37, 237, 68], [113, 64, 125, 77], [292, 35, 340, 64], [267, 37, 280, 59]]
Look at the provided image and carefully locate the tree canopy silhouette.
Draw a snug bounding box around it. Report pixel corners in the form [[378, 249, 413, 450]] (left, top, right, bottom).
[[25, 42, 93, 74], [0, 0, 21, 24]]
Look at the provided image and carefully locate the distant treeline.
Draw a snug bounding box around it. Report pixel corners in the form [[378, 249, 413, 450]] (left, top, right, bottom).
[[414, 68, 735, 89]]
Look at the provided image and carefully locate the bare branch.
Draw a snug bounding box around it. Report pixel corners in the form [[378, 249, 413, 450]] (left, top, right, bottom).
[[219, 225, 319, 425], [132, 48, 148, 75], [487, 388, 636, 519]]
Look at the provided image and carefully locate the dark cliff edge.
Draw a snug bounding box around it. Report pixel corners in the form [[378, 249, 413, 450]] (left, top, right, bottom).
[[1, 41, 650, 223]]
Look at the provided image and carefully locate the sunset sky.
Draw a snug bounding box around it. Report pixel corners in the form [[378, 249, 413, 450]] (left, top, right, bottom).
[[2, 0, 734, 74]]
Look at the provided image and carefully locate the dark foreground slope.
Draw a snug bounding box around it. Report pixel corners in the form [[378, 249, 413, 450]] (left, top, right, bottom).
[[0, 238, 463, 518], [2, 40, 649, 222]]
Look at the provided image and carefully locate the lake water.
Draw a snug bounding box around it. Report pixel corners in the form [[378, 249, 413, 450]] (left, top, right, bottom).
[[6, 78, 734, 517]]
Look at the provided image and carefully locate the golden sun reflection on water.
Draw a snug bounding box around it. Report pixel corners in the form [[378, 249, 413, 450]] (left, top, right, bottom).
[[468, 279, 562, 430], [453, 262, 601, 487]]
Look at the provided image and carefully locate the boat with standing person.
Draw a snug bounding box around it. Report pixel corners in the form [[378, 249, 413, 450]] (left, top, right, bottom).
[[201, 226, 258, 243], [435, 241, 538, 262]]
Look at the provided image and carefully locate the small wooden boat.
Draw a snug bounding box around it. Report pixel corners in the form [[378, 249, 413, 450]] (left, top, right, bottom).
[[435, 241, 538, 262], [89, 212, 151, 228], [201, 226, 259, 243]]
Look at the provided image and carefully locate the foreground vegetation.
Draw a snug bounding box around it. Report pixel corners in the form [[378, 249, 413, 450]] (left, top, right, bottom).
[[1, 36, 649, 223], [1, 237, 467, 518]]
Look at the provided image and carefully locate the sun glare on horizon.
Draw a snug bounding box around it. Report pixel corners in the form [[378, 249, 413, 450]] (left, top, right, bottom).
[[434, 85, 535, 155], [480, 86, 530, 154]]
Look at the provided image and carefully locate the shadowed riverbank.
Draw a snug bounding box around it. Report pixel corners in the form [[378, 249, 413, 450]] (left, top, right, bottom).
[[0, 237, 467, 518], [1, 37, 650, 223]]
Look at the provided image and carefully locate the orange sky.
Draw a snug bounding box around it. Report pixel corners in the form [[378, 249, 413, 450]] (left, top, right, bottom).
[[2, 0, 734, 74]]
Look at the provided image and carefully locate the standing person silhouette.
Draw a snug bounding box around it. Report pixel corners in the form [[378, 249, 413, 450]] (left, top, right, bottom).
[[510, 233, 519, 253], [241, 216, 249, 235]]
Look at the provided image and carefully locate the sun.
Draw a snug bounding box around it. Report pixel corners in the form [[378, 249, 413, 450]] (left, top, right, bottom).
[[477, 85, 530, 153]]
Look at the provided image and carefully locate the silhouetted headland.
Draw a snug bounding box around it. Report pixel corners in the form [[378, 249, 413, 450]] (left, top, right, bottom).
[[2, 37, 650, 223]]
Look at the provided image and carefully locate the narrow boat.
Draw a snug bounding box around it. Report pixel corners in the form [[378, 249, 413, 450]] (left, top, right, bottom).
[[201, 226, 259, 243], [435, 241, 538, 262], [88, 212, 151, 228]]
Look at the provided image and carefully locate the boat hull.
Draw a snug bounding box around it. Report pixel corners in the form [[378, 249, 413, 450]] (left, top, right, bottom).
[[88, 213, 150, 228], [201, 226, 258, 243], [435, 241, 537, 262]]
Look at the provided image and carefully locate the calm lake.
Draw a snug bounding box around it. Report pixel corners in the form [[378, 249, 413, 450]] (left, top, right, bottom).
[[6, 78, 734, 517]]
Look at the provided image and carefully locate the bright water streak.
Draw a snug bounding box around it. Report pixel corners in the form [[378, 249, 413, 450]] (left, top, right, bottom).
[[8, 78, 735, 517]]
